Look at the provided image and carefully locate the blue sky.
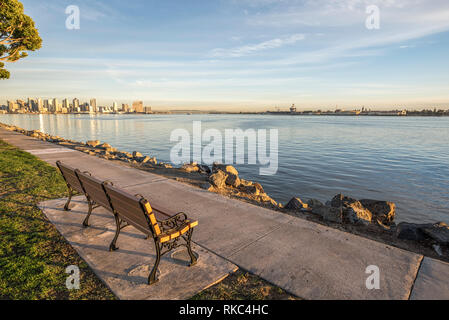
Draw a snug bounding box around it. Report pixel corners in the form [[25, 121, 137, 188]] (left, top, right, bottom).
[[2, 0, 449, 110]]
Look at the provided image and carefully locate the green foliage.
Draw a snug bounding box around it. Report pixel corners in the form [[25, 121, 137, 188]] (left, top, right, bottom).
[[0, 0, 42, 79], [0, 140, 115, 299]]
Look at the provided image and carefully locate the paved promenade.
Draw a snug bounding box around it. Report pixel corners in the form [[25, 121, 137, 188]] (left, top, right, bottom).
[[1, 127, 448, 300]]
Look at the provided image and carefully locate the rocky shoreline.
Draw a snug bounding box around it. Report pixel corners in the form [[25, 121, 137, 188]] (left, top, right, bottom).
[[1, 122, 448, 261]]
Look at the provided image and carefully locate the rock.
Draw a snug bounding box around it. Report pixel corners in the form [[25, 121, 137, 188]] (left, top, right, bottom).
[[284, 197, 308, 211], [213, 163, 238, 176], [200, 182, 214, 191], [330, 193, 357, 208], [98, 143, 112, 149], [421, 222, 449, 245], [253, 183, 264, 194], [181, 163, 199, 173], [239, 179, 253, 187], [209, 170, 228, 188], [198, 165, 211, 174], [259, 193, 273, 203], [307, 199, 324, 208], [242, 185, 260, 196], [141, 156, 151, 164], [312, 205, 343, 223], [344, 201, 372, 225], [396, 222, 429, 241], [86, 140, 101, 147], [360, 199, 396, 224], [132, 151, 143, 158], [225, 174, 240, 188]]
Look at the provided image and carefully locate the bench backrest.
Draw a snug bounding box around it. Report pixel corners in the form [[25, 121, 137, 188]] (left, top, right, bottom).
[[103, 183, 161, 236], [56, 161, 84, 194], [75, 170, 113, 212]]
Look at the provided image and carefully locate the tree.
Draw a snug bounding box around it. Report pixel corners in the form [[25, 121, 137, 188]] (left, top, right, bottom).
[[0, 0, 42, 79]]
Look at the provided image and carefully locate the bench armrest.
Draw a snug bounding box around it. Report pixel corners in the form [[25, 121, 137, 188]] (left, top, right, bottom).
[[159, 212, 189, 232]]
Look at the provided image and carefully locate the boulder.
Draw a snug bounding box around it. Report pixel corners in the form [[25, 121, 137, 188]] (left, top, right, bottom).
[[284, 197, 308, 211], [198, 165, 211, 174], [312, 205, 343, 223], [132, 151, 143, 158], [239, 179, 253, 187], [86, 140, 101, 148], [182, 163, 199, 173], [141, 156, 151, 164], [330, 194, 357, 208], [421, 222, 449, 245], [344, 201, 372, 225], [307, 199, 324, 209], [213, 163, 239, 176], [200, 182, 214, 191], [360, 199, 396, 224], [242, 185, 260, 196], [209, 170, 228, 188], [396, 222, 430, 241], [98, 142, 112, 149], [225, 174, 241, 188], [253, 183, 264, 194]]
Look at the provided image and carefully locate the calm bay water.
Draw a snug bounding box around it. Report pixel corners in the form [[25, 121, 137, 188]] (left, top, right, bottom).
[[1, 113, 448, 224]]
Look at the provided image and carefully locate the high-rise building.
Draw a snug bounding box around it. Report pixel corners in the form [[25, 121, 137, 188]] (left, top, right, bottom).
[[62, 98, 69, 110], [112, 102, 118, 112], [122, 103, 129, 112], [133, 101, 144, 113], [90, 98, 97, 112], [37, 98, 43, 112], [73, 98, 80, 111]]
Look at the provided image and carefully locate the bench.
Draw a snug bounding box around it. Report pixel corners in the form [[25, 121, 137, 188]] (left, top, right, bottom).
[[103, 183, 199, 285], [56, 161, 199, 285], [56, 161, 88, 212]]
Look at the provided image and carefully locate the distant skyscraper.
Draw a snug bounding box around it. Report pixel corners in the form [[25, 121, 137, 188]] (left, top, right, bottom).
[[122, 103, 129, 112], [133, 101, 144, 113], [62, 98, 69, 109], [37, 98, 43, 112], [73, 98, 80, 111], [90, 98, 97, 112]]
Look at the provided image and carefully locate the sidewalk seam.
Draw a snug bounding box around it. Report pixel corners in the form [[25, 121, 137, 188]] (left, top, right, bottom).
[[407, 255, 424, 300]]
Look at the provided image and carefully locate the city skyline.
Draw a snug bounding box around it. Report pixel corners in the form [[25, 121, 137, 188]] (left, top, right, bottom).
[[1, 0, 449, 110]]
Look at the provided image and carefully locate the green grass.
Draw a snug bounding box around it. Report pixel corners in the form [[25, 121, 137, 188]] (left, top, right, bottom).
[[0, 140, 116, 299]]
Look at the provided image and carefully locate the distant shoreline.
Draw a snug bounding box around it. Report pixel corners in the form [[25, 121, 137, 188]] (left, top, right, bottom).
[[1, 111, 449, 117]]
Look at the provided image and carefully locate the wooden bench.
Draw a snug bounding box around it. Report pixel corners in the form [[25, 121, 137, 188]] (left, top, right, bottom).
[[56, 161, 88, 212], [75, 170, 113, 227], [56, 161, 199, 285], [103, 183, 199, 285]]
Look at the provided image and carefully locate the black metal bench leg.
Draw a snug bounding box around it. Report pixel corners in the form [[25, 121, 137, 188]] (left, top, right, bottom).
[[82, 198, 93, 227], [63, 188, 74, 211], [186, 229, 198, 266], [148, 239, 161, 285], [109, 214, 121, 252]]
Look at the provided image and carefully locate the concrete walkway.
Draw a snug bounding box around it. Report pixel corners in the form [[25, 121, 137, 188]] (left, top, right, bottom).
[[2, 127, 449, 300]]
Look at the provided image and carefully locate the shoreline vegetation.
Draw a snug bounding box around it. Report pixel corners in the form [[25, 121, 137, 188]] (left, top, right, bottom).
[[0, 128, 296, 300], [1, 122, 448, 264]]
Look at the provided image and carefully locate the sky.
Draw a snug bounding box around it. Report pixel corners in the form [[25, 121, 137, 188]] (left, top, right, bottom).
[[1, 0, 449, 111]]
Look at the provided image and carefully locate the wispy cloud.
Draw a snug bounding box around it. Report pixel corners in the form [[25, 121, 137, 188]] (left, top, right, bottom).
[[210, 34, 305, 57]]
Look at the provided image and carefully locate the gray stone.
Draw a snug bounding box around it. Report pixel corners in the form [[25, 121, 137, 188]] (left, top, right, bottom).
[[344, 201, 372, 225], [213, 163, 238, 176], [330, 193, 357, 208], [133, 151, 143, 158], [284, 197, 308, 211], [312, 205, 343, 223], [86, 140, 101, 147], [307, 198, 324, 208], [360, 199, 396, 224], [200, 182, 213, 191], [421, 222, 449, 245], [225, 173, 240, 188], [209, 170, 228, 188]]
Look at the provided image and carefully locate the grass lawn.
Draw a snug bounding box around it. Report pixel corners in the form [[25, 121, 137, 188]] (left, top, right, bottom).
[[0, 138, 297, 300]]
